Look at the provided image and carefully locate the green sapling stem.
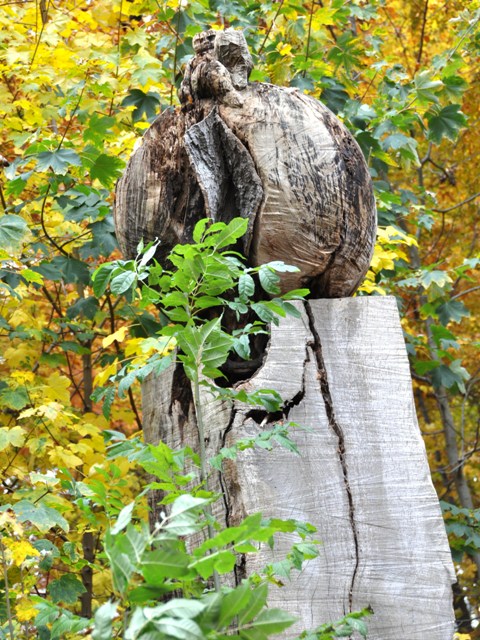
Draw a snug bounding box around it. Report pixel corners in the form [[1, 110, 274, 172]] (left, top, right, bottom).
[[192, 374, 221, 593]]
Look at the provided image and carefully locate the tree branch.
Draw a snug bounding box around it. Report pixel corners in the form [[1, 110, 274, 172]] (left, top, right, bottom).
[[432, 191, 480, 214]]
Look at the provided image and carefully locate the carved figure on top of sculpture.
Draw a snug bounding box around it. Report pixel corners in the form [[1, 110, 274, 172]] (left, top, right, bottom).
[[178, 29, 245, 109], [114, 28, 377, 298]]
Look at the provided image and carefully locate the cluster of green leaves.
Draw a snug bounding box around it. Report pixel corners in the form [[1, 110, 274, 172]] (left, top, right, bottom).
[[441, 502, 480, 563], [27, 430, 370, 640], [92, 217, 308, 415]]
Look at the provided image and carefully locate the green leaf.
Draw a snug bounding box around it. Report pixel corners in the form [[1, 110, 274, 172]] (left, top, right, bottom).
[[153, 617, 204, 640], [121, 89, 161, 122], [431, 360, 470, 392], [144, 599, 205, 620], [248, 608, 296, 634], [258, 266, 281, 295], [233, 334, 251, 360], [414, 70, 443, 104], [92, 263, 117, 297], [218, 581, 251, 628], [35, 148, 81, 174], [90, 153, 125, 188], [111, 502, 135, 535], [430, 325, 459, 350], [426, 104, 467, 144], [66, 296, 99, 320], [239, 273, 255, 299], [238, 584, 268, 625], [92, 601, 118, 640], [49, 574, 87, 604], [264, 261, 300, 274], [0, 214, 28, 249], [0, 426, 25, 451], [251, 302, 276, 324], [50, 256, 91, 285], [50, 614, 89, 639], [193, 218, 210, 243], [281, 288, 309, 300], [141, 547, 191, 583], [437, 299, 469, 325], [0, 385, 29, 410], [12, 499, 69, 532], [213, 217, 249, 249], [110, 270, 137, 295], [105, 535, 135, 595]]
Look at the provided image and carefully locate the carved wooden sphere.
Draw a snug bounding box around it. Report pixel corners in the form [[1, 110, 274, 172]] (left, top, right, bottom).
[[114, 29, 377, 297]]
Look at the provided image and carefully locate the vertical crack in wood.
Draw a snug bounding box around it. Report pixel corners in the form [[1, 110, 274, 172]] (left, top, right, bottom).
[[304, 301, 359, 612], [219, 403, 236, 524]]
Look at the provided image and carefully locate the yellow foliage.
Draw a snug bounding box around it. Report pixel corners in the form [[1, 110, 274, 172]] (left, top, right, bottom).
[[49, 446, 84, 468], [15, 597, 39, 622], [103, 326, 129, 348], [42, 372, 72, 405], [358, 226, 418, 294], [2, 539, 38, 566], [276, 42, 293, 57], [94, 360, 119, 387]]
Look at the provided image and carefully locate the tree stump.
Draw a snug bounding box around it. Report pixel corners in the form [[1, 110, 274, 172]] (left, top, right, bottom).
[[117, 28, 455, 638], [142, 297, 455, 639]]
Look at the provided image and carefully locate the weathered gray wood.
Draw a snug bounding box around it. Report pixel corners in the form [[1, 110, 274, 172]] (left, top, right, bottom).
[[114, 29, 377, 298], [142, 297, 455, 638]]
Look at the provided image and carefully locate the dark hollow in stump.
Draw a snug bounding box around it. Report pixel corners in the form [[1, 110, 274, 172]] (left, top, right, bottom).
[[114, 29, 377, 297]]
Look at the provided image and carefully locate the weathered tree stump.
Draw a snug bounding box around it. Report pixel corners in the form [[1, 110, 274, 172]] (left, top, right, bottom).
[[142, 297, 455, 639], [116, 28, 455, 638]]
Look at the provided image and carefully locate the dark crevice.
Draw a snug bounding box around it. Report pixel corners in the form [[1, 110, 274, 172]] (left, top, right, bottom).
[[218, 403, 238, 578], [169, 362, 194, 442], [304, 301, 359, 612], [244, 385, 306, 426]]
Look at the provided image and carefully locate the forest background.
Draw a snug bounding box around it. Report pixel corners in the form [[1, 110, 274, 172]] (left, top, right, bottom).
[[0, 0, 479, 637]]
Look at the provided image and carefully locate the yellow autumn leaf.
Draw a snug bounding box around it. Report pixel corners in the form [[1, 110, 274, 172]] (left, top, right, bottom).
[[49, 446, 84, 468], [276, 42, 293, 56], [370, 246, 396, 272], [40, 403, 64, 421], [15, 597, 39, 622], [42, 372, 71, 404], [312, 7, 338, 27], [103, 326, 129, 348], [94, 359, 118, 387], [3, 538, 38, 565], [124, 337, 146, 357], [10, 370, 35, 384], [377, 226, 418, 247]]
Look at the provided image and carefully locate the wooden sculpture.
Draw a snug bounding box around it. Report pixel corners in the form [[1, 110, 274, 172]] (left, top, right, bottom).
[[114, 29, 377, 297]]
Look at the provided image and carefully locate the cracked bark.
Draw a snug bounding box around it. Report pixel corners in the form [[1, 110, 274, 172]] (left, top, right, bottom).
[[142, 297, 455, 639]]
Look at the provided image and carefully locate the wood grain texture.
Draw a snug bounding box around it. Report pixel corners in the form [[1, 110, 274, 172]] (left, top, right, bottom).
[[114, 29, 377, 298], [142, 297, 455, 638], [218, 86, 376, 296]]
